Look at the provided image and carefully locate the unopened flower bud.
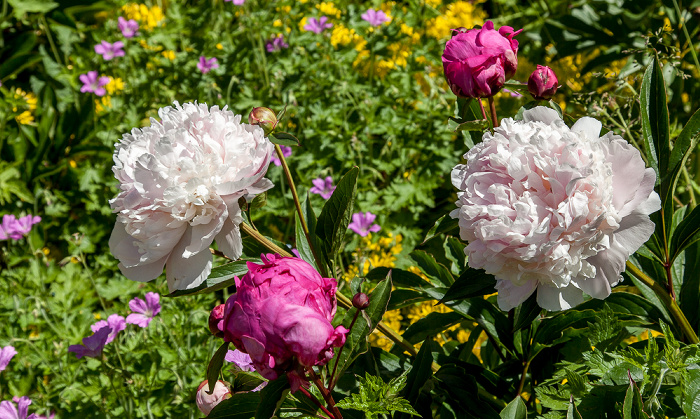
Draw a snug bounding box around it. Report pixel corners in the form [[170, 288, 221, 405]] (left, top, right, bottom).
[[352, 292, 370, 310], [527, 65, 558, 100], [248, 107, 278, 136], [196, 380, 231, 415], [208, 304, 225, 338]]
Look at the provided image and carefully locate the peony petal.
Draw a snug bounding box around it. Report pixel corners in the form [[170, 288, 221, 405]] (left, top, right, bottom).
[[495, 278, 538, 311], [214, 217, 243, 260], [165, 228, 213, 291], [536, 283, 584, 311], [118, 255, 168, 282], [522, 106, 561, 125], [571, 116, 602, 141]]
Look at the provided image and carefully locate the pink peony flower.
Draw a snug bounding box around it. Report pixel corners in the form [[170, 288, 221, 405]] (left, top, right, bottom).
[[0, 346, 17, 371], [451, 107, 660, 311], [109, 102, 274, 292], [442, 21, 521, 98], [118, 17, 139, 38], [126, 292, 161, 328], [270, 145, 292, 166], [0, 396, 37, 419], [195, 380, 231, 415], [528, 65, 559, 100], [94, 40, 125, 61], [197, 56, 219, 74], [348, 212, 381, 237], [68, 327, 110, 359], [91, 314, 126, 344], [208, 303, 225, 337], [79, 71, 110, 97], [309, 176, 336, 200], [222, 254, 348, 392]]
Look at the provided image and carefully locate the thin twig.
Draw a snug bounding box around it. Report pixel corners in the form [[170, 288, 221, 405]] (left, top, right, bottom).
[[299, 386, 335, 419], [488, 96, 499, 128]]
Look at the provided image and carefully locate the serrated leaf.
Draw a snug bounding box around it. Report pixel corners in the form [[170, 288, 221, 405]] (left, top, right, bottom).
[[167, 259, 256, 297], [207, 342, 230, 393], [316, 167, 358, 263], [255, 375, 290, 419], [207, 392, 261, 418], [270, 131, 299, 146], [500, 396, 526, 419], [683, 369, 700, 418]]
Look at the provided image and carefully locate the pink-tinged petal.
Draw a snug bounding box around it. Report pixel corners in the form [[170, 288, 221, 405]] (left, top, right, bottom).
[[368, 224, 381, 233], [128, 297, 148, 314], [536, 283, 584, 311], [0, 346, 17, 371], [214, 216, 243, 260], [17, 396, 31, 419], [165, 229, 213, 291], [0, 401, 17, 417], [495, 279, 538, 311], [522, 106, 561, 125], [571, 116, 602, 141], [145, 292, 161, 315], [126, 313, 151, 327], [79, 74, 90, 84]]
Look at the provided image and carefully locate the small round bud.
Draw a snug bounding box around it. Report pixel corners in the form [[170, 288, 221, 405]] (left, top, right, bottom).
[[527, 65, 559, 100], [196, 380, 231, 415], [248, 107, 278, 136], [208, 304, 225, 338], [352, 292, 370, 310]]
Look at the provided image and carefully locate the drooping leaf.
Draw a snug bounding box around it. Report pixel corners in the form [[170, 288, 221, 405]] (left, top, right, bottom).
[[423, 215, 460, 244], [207, 342, 230, 393], [440, 268, 496, 303], [167, 259, 256, 297], [622, 373, 648, 419], [255, 375, 290, 419], [512, 293, 542, 332], [669, 204, 700, 263], [316, 167, 358, 263], [499, 396, 527, 419], [410, 250, 454, 287], [269, 131, 300, 146], [640, 56, 669, 181]]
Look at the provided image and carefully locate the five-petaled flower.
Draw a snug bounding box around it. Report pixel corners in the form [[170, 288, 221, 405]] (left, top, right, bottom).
[[349, 212, 381, 237], [94, 40, 125, 61], [0, 346, 17, 372], [361, 9, 390, 26], [79, 71, 110, 97], [0, 214, 40, 241], [126, 292, 161, 328], [118, 17, 139, 38], [91, 314, 126, 344], [197, 56, 219, 74], [450, 107, 660, 311], [304, 16, 333, 34], [68, 327, 110, 359], [266, 35, 289, 53], [0, 396, 38, 419], [309, 176, 336, 199]]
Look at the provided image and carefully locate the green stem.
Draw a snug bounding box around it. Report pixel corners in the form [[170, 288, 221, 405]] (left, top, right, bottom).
[[671, 0, 700, 76], [274, 144, 327, 277], [240, 222, 293, 257], [626, 261, 698, 343], [681, 165, 697, 209]]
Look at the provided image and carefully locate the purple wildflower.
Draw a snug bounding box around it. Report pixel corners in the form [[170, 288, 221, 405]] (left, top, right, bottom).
[[94, 41, 125, 61], [349, 212, 381, 237], [224, 349, 255, 372], [91, 314, 126, 344], [118, 17, 139, 38], [68, 327, 110, 359], [0, 346, 17, 372], [304, 16, 333, 34], [361, 9, 390, 26], [0, 215, 41, 241], [197, 56, 219, 74], [266, 35, 289, 53], [225, 0, 245, 4], [310, 176, 336, 199], [270, 145, 292, 166], [291, 248, 301, 258], [0, 396, 37, 419], [79, 71, 110, 97], [126, 292, 161, 328]]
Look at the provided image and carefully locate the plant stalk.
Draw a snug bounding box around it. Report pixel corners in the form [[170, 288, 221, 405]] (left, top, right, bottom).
[[299, 386, 336, 419], [488, 96, 499, 128], [309, 370, 343, 419], [329, 309, 361, 390], [626, 261, 699, 343]]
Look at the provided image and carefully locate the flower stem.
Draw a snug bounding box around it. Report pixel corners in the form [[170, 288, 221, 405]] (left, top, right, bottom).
[[478, 99, 488, 121], [626, 260, 699, 343], [274, 144, 328, 278], [671, 0, 700, 76], [240, 222, 293, 257], [488, 96, 499, 128], [299, 386, 335, 419], [516, 359, 531, 396], [309, 370, 343, 419], [329, 309, 361, 390]]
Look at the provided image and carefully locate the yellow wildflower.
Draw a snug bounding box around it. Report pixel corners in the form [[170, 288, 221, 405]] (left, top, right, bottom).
[[369, 309, 402, 351], [317, 2, 341, 18], [105, 77, 124, 95], [299, 17, 308, 31], [162, 50, 176, 60], [13, 88, 37, 125], [331, 24, 359, 48], [426, 1, 486, 40], [273, 19, 282, 27], [122, 3, 164, 30]]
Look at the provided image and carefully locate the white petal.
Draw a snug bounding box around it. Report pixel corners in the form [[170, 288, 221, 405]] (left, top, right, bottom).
[[536, 283, 584, 311], [522, 106, 561, 125], [118, 256, 167, 282], [571, 117, 602, 140], [109, 221, 142, 266], [214, 217, 243, 260], [166, 228, 213, 291], [495, 279, 538, 311]]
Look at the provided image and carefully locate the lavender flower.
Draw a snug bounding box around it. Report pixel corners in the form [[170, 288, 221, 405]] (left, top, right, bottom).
[[309, 176, 336, 199], [270, 145, 292, 166], [266, 35, 289, 53], [304, 16, 333, 34], [68, 327, 110, 359], [79, 71, 110, 97], [0, 346, 17, 372], [0, 396, 37, 419], [361, 9, 390, 26], [224, 0, 245, 4], [349, 212, 381, 236], [197, 56, 219, 74], [0, 214, 41, 241], [94, 41, 125, 60], [91, 314, 126, 344], [118, 17, 139, 38], [225, 349, 255, 372], [126, 292, 161, 328]]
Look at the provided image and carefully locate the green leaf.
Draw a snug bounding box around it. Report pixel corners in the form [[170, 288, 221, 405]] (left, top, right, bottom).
[[207, 342, 230, 393], [440, 268, 496, 304], [231, 372, 265, 393], [512, 293, 542, 332], [566, 397, 583, 419], [295, 196, 320, 271], [410, 250, 454, 287], [330, 273, 392, 381], [336, 373, 420, 418], [683, 369, 700, 418], [499, 396, 527, 419], [401, 337, 434, 408], [622, 373, 648, 419], [269, 131, 299, 146], [207, 392, 261, 418], [255, 375, 290, 419], [402, 312, 463, 344], [366, 267, 430, 289], [669, 204, 700, 263], [167, 259, 257, 297], [316, 167, 358, 263], [448, 117, 489, 133], [7, 0, 58, 17], [423, 215, 459, 243]]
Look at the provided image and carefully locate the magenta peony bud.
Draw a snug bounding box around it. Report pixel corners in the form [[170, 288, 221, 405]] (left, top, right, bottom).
[[222, 254, 349, 392], [442, 21, 522, 98], [196, 380, 231, 415], [248, 107, 278, 136], [352, 292, 370, 309], [208, 304, 226, 338], [527, 65, 559, 100]]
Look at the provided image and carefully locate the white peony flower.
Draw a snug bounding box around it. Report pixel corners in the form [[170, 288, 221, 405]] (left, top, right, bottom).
[[109, 102, 274, 291], [451, 107, 660, 311]]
